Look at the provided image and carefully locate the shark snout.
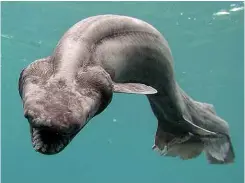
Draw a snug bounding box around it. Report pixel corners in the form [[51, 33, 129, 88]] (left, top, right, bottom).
[[24, 109, 82, 135]]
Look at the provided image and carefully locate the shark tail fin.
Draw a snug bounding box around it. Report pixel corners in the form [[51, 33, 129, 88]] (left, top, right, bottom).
[[203, 134, 235, 164]]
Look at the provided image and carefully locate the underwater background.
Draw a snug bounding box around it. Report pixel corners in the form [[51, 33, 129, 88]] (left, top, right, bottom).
[[1, 1, 244, 183]]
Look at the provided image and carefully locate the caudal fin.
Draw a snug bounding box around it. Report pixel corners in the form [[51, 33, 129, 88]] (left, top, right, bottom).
[[203, 135, 235, 164]]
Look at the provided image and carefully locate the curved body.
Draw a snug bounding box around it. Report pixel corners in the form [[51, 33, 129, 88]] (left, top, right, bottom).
[[19, 15, 234, 164]]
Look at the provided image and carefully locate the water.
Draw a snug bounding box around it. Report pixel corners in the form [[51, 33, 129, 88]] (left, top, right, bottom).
[[1, 1, 244, 183]]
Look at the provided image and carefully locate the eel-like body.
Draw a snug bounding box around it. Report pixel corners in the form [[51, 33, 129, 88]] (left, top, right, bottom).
[[18, 15, 235, 164]]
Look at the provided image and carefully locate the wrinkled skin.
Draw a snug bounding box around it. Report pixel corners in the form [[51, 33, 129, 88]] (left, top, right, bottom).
[[19, 60, 114, 154]]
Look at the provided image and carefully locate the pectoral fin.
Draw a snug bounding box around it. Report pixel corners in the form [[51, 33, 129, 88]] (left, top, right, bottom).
[[112, 82, 157, 95]]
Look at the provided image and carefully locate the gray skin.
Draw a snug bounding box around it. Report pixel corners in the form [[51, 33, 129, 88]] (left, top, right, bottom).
[[19, 14, 234, 164]]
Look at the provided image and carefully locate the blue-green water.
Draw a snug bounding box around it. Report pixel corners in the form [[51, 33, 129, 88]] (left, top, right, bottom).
[[1, 1, 244, 183]]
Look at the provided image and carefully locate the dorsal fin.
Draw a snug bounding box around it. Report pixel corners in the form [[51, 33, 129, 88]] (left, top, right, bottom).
[[203, 103, 216, 114]]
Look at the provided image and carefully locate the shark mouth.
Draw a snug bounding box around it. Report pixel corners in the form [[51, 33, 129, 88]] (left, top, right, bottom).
[[30, 127, 74, 155]]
